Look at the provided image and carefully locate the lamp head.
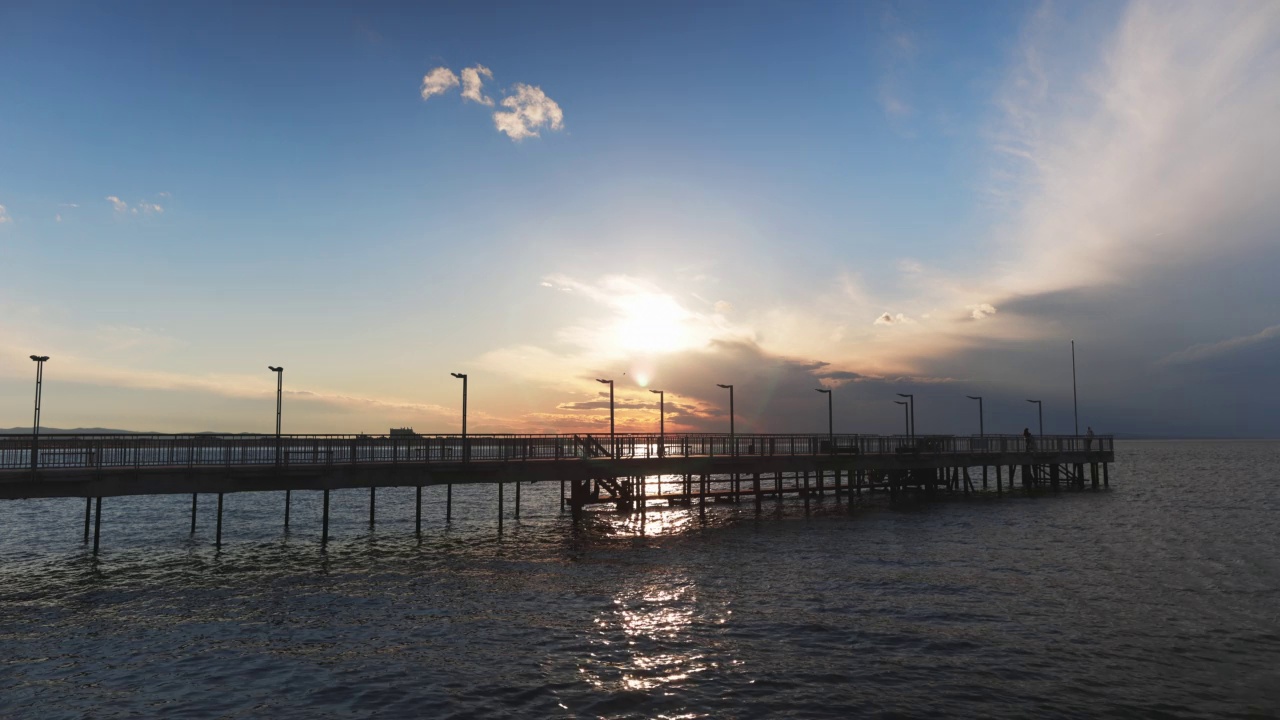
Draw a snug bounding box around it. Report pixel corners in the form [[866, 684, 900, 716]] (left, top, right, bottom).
[[897, 392, 912, 398], [269, 366, 283, 372], [596, 378, 611, 384], [451, 372, 467, 379], [815, 388, 831, 394], [966, 395, 981, 400], [650, 389, 663, 395], [894, 400, 908, 406], [1026, 399, 1039, 404], [716, 383, 732, 389], [31, 355, 49, 362]]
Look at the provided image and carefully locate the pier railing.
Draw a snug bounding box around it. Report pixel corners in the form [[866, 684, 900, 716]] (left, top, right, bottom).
[[0, 433, 1113, 472]]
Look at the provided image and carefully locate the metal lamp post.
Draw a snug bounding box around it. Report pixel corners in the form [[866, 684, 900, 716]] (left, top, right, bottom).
[[815, 388, 832, 452], [30, 355, 49, 473], [896, 393, 915, 441], [716, 383, 734, 455], [966, 395, 984, 438], [596, 378, 614, 457], [451, 373, 468, 462], [894, 400, 909, 436], [1071, 340, 1079, 436], [650, 389, 664, 458], [268, 366, 283, 459], [268, 366, 286, 527]]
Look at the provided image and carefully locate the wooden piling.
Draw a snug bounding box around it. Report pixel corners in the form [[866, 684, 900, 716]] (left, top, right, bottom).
[[560, 479, 565, 512], [369, 487, 376, 527], [1103, 462, 1109, 488], [190, 493, 197, 534], [982, 465, 988, 490], [803, 472, 811, 514], [83, 497, 91, 542], [753, 472, 762, 512], [215, 493, 223, 550], [515, 480, 521, 520], [416, 484, 422, 537], [498, 481, 504, 531], [446, 483, 453, 521], [284, 489, 291, 530], [996, 464, 1003, 494]]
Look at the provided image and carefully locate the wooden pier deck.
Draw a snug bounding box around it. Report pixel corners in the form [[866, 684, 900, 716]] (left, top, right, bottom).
[[0, 432, 1114, 551]]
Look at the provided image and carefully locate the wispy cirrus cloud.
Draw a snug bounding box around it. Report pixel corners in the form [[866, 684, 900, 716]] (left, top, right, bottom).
[[1160, 324, 1280, 366]]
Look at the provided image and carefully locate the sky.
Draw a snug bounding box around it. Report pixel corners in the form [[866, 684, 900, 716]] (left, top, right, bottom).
[[1, 1, 1277, 437]]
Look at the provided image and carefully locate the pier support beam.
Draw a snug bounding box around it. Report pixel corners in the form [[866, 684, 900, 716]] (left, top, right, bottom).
[[1103, 462, 1109, 488], [92, 496, 102, 555], [498, 481, 504, 531], [322, 489, 330, 546], [369, 487, 376, 527], [803, 472, 811, 514], [190, 493, 198, 534], [215, 493, 223, 550], [446, 484, 452, 522], [284, 490, 291, 530], [996, 464, 1003, 494], [515, 481, 521, 520], [753, 473, 762, 513], [416, 485, 422, 537], [83, 497, 91, 542]]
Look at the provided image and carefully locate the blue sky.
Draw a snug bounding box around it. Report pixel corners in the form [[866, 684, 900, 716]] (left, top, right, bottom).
[[1, 1, 1277, 436]]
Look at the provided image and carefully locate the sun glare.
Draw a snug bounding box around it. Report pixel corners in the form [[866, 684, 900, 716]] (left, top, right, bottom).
[[609, 292, 703, 355]]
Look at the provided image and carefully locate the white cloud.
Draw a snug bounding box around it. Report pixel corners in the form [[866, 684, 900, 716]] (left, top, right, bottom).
[[107, 195, 164, 216], [874, 312, 915, 326], [493, 83, 564, 140], [0, 204, 10, 224], [460, 65, 494, 106], [420, 66, 460, 100], [713, 300, 733, 315], [988, 0, 1280, 297], [967, 303, 997, 320], [55, 214, 61, 223]]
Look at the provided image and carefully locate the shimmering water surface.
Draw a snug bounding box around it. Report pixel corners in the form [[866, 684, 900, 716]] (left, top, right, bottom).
[[2, 441, 1277, 718]]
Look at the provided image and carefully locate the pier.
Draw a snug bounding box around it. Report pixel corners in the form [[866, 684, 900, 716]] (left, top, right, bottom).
[[0, 432, 1114, 551]]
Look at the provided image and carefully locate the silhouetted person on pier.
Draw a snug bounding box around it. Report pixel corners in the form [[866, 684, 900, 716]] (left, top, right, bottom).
[[1085, 426, 1095, 451], [1023, 427, 1035, 451]]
